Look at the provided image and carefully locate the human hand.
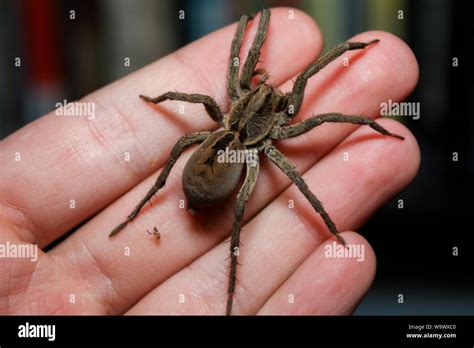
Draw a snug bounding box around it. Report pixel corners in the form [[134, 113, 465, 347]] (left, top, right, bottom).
[[0, 8, 419, 315]]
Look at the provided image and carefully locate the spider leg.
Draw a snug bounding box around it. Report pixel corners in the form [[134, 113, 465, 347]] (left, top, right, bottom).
[[263, 144, 347, 246], [108, 131, 211, 237], [239, 9, 270, 91], [287, 40, 379, 118], [253, 68, 269, 85], [228, 14, 249, 101], [274, 113, 404, 140], [227, 157, 260, 315], [140, 92, 223, 124]]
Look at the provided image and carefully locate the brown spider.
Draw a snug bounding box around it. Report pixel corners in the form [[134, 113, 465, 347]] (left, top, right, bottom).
[[108, 9, 404, 315]]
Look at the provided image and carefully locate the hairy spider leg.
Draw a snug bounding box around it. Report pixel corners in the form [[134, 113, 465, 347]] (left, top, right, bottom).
[[139, 92, 224, 124], [274, 113, 404, 140], [226, 157, 259, 315], [109, 131, 211, 237], [287, 40, 380, 118], [239, 9, 270, 91], [264, 144, 347, 245], [228, 14, 249, 101]]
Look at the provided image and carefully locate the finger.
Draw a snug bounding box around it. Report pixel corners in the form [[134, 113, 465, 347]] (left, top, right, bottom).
[[0, 225, 89, 314], [0, 223, 113, 314], [125, 119, 419, 314], [51, 30, 418, 314], [258, 232, 376, 315], [276, 30, 419, 159], [0, 8, 323, 247]]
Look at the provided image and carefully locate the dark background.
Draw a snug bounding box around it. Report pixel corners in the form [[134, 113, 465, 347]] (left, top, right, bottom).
[[0, 0, 473, 314]]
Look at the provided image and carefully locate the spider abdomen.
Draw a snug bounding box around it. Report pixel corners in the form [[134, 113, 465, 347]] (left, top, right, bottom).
[[182, 130, 244, 211]]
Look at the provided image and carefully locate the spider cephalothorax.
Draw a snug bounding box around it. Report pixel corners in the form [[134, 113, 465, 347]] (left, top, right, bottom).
[[108, 9, 403, 315]]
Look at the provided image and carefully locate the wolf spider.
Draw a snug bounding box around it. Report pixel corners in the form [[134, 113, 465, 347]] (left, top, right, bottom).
[[108, 9, 404, 315]]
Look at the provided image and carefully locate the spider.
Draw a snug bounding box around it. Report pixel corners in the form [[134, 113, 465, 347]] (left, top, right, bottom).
[[108, 9, 404, 315]]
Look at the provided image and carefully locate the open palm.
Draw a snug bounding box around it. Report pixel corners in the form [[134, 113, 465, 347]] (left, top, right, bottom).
[[0, 7, 419, 315]]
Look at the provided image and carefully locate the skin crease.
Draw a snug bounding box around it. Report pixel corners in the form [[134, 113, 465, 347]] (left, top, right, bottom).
[[0, 7, 419, 315]]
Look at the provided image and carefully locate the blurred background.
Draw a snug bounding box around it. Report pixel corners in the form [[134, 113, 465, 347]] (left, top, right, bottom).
[[0, 0, 472, 314]]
